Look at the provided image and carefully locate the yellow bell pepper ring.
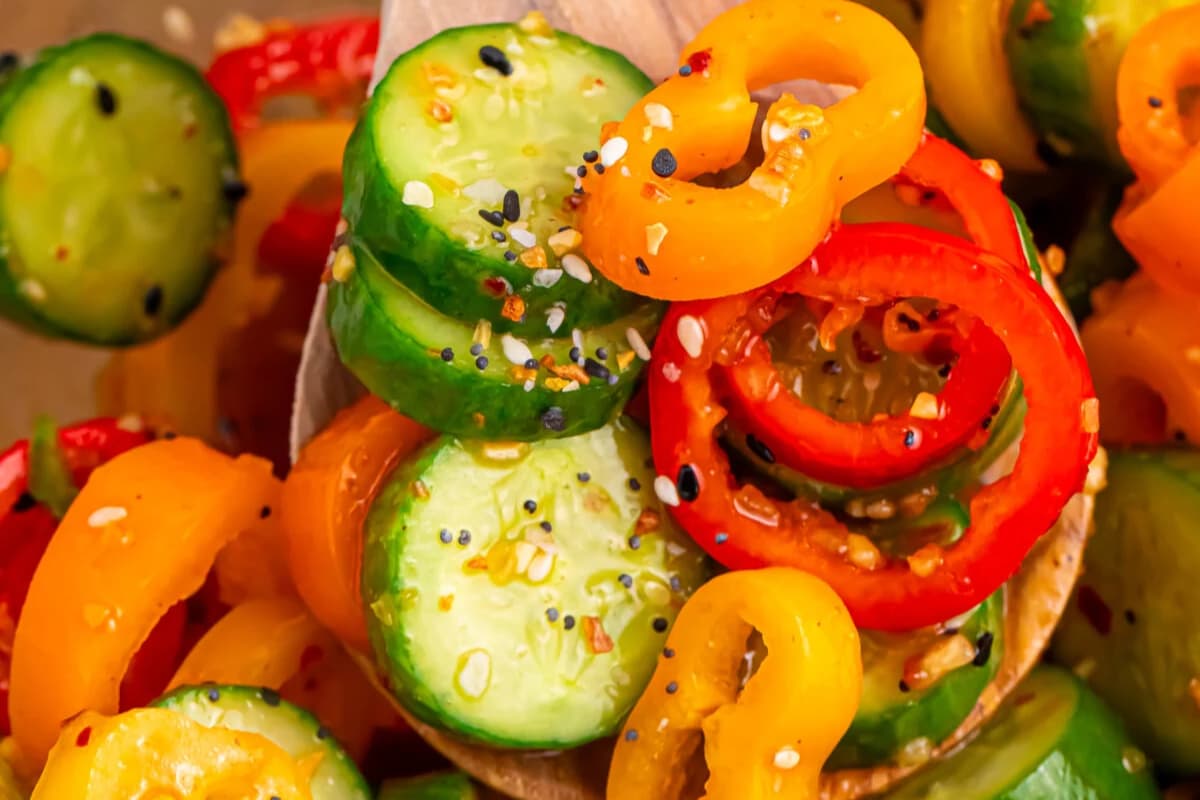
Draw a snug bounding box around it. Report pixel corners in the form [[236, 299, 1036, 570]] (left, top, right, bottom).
[[32, 709, 314, 799], [579, 0, 925, 300], [607, 568, 862, 800]]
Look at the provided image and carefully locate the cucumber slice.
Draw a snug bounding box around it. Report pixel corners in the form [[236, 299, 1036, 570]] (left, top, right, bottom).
[[1006, 0, 1193, 170], [345, 21, 655, 337], [0, 34, 238, 345], [329, 243, 659, 440], [154, 684, 370, 800], [362, 418, 709, 748], [380, 771, 478, 800], [1052, 449, 1200, 774], [885, 666, 1160, 799]]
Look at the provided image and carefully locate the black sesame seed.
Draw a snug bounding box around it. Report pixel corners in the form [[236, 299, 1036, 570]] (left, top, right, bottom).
[[563, 614, 576, 629], [458, 529, 472, 546], [1149, 96, 1164, 108], [651, 148, 678, 178], [524, 358, 538, 370], [676, 464, 700, 502], [1124, 609, 1137, 624], [316, 726, 330, 740], [927, 308, 941, 322], [206, 687, 220, 702], [652, 617, 669, 633], [440, 529, 453, 544], [898, 680, 911, 693], [990, 404, 1001, 415], [981, 416, 993, 431], [663, 647, 675, 658], [143, 285, 164, 317], [524, 499, 538, 513], [628, 477, 642, 491], [669, 575, 682, 592], [746, 433, 775, 464], [568, 346, 581, 362], [666, 681, 678, 694], [470, 343, 483, 356], [478, 209, 505, 227], [903, 430, 917, 448], [577, 471, 591, 482], [223, 178, 249, 204], [618, 573, 633, 588], [259, 505, 272, 519], [478, 45, 513, 76], [0, 52, 17, 75], [628, 535, 642, 549], [938, 363, 953, 378], [163, 431, 178, 440], [625, 729, 639, 741], [441, 347, 454, 362], [594, 164, 606, 175], [821, 360, 842, 375], [540, 521, 553, 532], [542, 407, 566, 431], [577, 165, 588, 178], [799, 128, 811, 140], [635, 256, 650, 275], [502, 189, 521, 222], [678, 65, 693, 76], [607, 373, 619, 386], [973, 631, 995, 667], [475, 356, 489, 370], [596, 346, 609, 361], [584, 358, 612, 381], [897, 312, 921, 332], [715, 532, 729, 545], [12, 492, 36, 513], [491, 230, 507, 242], [260, 688, 281, 707], [546, 607, 560, 622], [95, 82, 117, 115], [504, 250, 517, 262], [583, 150, 599, 163]]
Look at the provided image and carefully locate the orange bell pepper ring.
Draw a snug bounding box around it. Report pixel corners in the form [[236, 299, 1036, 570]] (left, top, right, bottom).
[[282, 395, 430, 652], [579, 0, 925, 300], [1113, 4, 1200, 296], [1082, 272, 1200, 446], [608, 568, 861, 800], [32, 708, 314, 799], [9, 438, 279, 768]]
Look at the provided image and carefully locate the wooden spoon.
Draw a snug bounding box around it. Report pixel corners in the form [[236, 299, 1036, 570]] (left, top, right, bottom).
[[292, 2, 1101, 797]]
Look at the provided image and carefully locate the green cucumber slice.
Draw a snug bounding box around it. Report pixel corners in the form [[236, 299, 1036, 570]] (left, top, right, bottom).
[[362, 418, 709, 748], [885, 666, 1160, 799], [345, 21, 655, 337], [1006, 0, 1194, 170], [0, 34, 238, 345], [379, 771, 478, 800], [1052, 449, 1200, 774], [328, 242, 659, 440], [154, 684, 370, 800]]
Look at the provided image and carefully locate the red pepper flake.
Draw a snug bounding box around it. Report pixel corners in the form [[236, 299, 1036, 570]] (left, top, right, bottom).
[[427, 99, 454, 122], [599, 121, 620, 144], [501, 294, 526, 322], [1077, 584, 1112, 635], [182, 122, 197, 139], [562, 194, 585, 213], [1022, 0, 1054, 29], [1189, 677, 1200, 712], [641, 182, 671, 202], [465, 556, 489, 571], [438, 594, 455, 611], [54, 245, 69, 261], [75, 726, 92, 747], [548, 362, 590, 385], [472, 412, 486, 428], [299, 644, 324, 671], [482, 277, 510, 298], [1012, 692, 1037, 708], [582, 616, 614, 654], [411, 480, 430, 499], [686, 49, 713, 74], [635, 508, 661, 533]]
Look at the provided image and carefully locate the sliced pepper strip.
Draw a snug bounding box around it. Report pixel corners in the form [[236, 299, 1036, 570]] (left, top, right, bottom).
[[607, 568, 861, 800], [282, 396, 431, 652], [206, 16, 379, 135], [1114, 4, 1200, 296], [650, 224, 1097, 631], [9, 438, 278, 766], [719, 134, 1020, 487], [1082, 272, 1200, 445], [579, 0, 925, 299], [31, 708, 314, 799]]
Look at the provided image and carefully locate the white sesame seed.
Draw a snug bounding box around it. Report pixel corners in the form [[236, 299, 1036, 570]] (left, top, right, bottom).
[[463, 178, 507, 205], [600, 136, 629, 167], [768, 123, 791, 143], [676, 315, 705, 358], [402, 180, 435, 209], [523, 379, 536, 392], [773, 746, 800, 770], [626, 328, 653, 361], [115, 414, 144, 433], [563, 380, 581, 392], [509, 225, 537, 249], [533, 269, 563, 288], [527, 551, 555, 582], [662, 361, 681, 382], [88, 506, 128, 528], [620, 165, 632, 177], [654, 476, 680, 507], [561, 254, 593, 283], [501, 334, 534, 366], [546, 305, 566, 333], [19, 279, 46, 303], [572, 328, 584, 352], [455, 649, 492, 698], [644, 102, 674, 130], [646, 222, 669, 256], [162, 6, 195, 43]]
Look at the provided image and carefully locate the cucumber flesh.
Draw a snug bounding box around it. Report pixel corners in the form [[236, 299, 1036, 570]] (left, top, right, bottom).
[[153, 684, 370, 800], [346, 21, 654, 337], [329, 242, 659, 440], [1052, 449, 1200, 774], [0, 34, 237, 344], [362, 418, 709, 748], [886, 666, 1161, 799], [379, 772, 478, 800]]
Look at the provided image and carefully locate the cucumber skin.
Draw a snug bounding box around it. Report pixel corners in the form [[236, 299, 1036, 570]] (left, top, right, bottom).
[[0, 34, 236, 346], [1052, 449, 1200, 774], [345, 24, 656, 338], [379, 772, 477, 800], [329, 244, 654, 441]]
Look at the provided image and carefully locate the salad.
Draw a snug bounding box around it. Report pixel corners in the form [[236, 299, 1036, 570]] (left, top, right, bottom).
[[0, 0, 1197, 798]]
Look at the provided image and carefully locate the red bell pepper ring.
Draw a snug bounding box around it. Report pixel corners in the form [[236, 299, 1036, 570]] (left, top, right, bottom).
[[651, 223, 1097, 631], [206, 16, 379, 135], [0, 418, 185, 731], [718, 134, 1023, 488]]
